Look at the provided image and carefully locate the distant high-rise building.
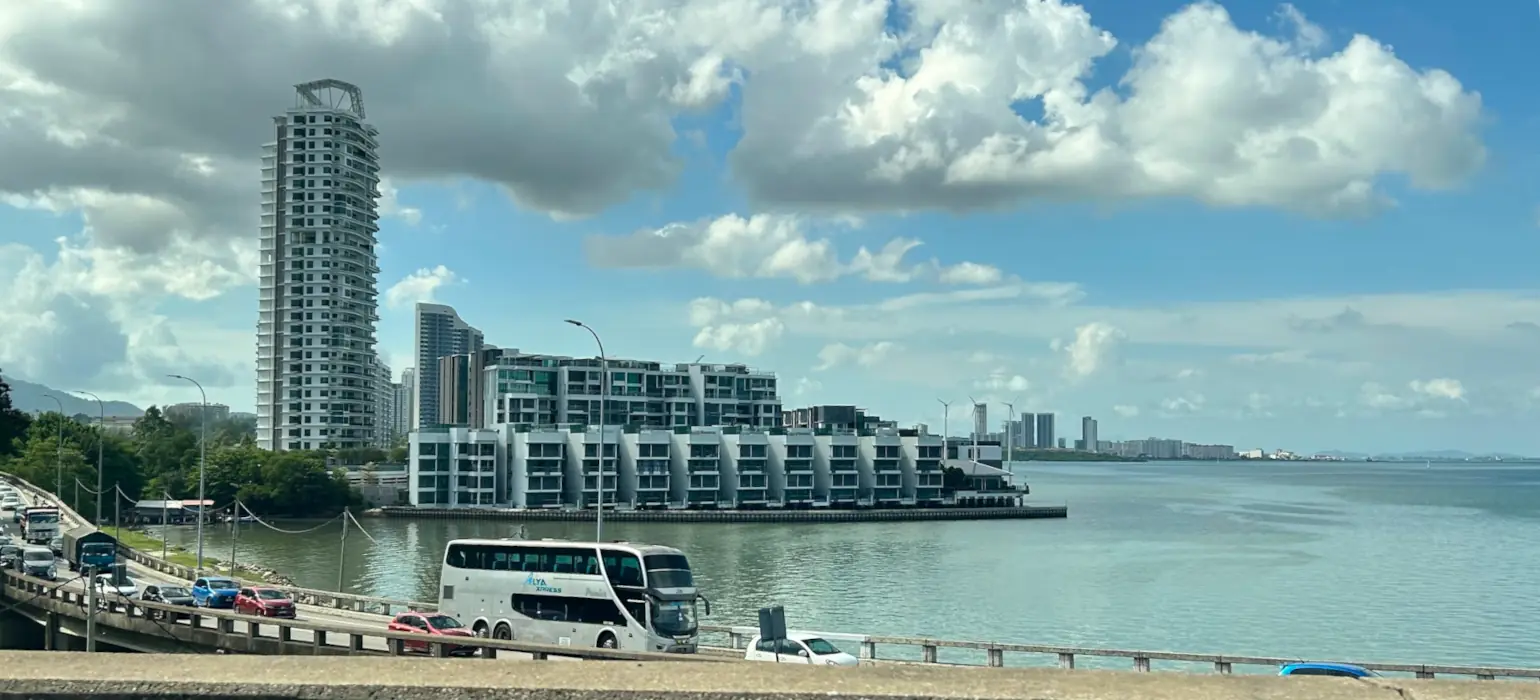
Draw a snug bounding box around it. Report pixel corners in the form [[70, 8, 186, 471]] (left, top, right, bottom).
[[1008, 415, 1034, 449], [393, 368, 415, 438], [372, 356, 394, 448], [1081, 416, 1099, 453], [413, 303, 485, 428], [1034, 413, 1056, 448], [256, 79, 382, 452], [972, 402, 988, 439]]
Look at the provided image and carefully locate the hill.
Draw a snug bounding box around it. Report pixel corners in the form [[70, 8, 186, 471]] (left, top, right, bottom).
[[0, 374, 143, 418]]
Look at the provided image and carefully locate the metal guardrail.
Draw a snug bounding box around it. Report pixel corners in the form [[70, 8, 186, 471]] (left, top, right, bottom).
[[699, 625, 1540, 680], [0, 568, 723, 662]]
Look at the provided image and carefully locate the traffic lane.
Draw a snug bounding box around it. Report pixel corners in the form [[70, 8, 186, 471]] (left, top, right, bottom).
[[116, 558, 402, 631]]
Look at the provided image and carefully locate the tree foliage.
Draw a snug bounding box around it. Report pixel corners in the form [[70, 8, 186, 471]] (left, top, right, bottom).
[[0, 371, 31, 461], [0, 400, 356, 518]]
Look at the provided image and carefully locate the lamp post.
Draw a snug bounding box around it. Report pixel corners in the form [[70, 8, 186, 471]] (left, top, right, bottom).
[[564, 319, 607, 542], [40, 394, 63, 498], [168, 374, 209, 572], [72, 391, 104, 526]]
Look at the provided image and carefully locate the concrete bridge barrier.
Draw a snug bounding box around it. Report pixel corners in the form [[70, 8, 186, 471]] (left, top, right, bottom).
[[0, 651, 1528, 700]]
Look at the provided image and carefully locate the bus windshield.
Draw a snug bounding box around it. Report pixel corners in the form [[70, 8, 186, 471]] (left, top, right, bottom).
[[643, 554, 694, 589], [650, 598, 698, 636]]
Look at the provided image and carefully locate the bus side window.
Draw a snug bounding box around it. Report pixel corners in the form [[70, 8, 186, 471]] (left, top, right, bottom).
[[622, 598, 647, 626]]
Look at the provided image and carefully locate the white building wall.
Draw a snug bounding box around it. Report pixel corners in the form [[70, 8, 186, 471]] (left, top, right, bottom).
[[408, 427, 497, 506], [256, 80, 381, 452]]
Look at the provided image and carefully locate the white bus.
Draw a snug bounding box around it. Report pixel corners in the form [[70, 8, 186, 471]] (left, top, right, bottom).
[[438, 538, 710, 653]]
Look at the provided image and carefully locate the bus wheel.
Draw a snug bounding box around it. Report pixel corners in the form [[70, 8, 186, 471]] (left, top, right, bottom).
[[493, 624, 512, 640], [597, 633, 617, 649]]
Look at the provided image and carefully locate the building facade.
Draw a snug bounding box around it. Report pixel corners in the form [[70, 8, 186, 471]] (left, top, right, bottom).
[[408, 426, 944, 509], [392, 369, 414, 439], [256, 79, 382, 452], [481, 351, 782, 430], [371, 356, 394, 448], [1080, 416, 1098, 453], [163, 402, 231, 424], [781, 404, 891, 431], [413, 303, 485, 429], [1033, 413, 1056, 448]]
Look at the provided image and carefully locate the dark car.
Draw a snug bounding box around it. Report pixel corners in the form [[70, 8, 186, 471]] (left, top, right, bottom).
[[1280, 662, 1380, 678], [141, 584, 196, 620]]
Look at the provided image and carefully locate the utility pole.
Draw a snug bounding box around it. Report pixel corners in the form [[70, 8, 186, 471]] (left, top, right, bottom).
[[73, 390, 105, 526], [1003, 402, 1016, 464], [565, 319, 608, 542], [337, 508, 349, 592], [41, 395, 63, 498], [229, 504, 239, 577], [84, 564, 98, 652], [113, 483, 120, 541], [160, 494, 169, 562]]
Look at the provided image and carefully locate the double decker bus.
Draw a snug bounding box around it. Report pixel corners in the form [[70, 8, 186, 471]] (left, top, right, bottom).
[[438, 538, 710, 653]]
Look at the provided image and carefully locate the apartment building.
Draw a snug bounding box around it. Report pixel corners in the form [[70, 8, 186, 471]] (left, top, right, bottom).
[[407, 426, 947, 509], [781, 404, 891, 431], [413, 302, 485, 428], [371, 355, 394, 448], [480, 350, 782, 430], [392, 370, 414, 438], [256, 80, 382, 452], [1033, 413, 1056, 448]]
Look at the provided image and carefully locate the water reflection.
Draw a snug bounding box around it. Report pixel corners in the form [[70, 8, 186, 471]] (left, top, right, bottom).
[[155, 461, 1540, 668]]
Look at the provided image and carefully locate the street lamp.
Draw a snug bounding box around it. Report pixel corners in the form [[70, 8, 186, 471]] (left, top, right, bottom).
[[40, 394, 64, 498], [564, 319, 607, 542], [71, 391, 104, 525], [168, 374, 209, 572]]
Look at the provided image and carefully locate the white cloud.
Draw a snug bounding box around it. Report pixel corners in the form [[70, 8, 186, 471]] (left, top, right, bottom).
[[792, 377, 823, 396], [384, 265, 459, 309], [584, 214, 1003, 285], [1055, 322, 1126, 379], [815, 342, 897, 371], [1410, 378, 1465, 401], [976, 371, 1031, 393], [692, 319, 785, 357], [1113, 404, 1140, 418]]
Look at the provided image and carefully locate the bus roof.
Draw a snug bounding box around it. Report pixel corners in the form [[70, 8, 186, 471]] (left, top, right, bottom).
[[446, 538, 684, 557]]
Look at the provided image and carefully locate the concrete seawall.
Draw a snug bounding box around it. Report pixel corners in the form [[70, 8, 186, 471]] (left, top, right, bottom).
[[0, 652, 1527, 700], [371, 505, 1068, 522]]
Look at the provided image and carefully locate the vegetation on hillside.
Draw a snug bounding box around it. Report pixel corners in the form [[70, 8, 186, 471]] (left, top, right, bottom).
[[0, 371, 357, 518]]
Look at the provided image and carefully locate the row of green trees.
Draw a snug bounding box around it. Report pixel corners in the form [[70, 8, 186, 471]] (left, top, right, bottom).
[[0, 370, 358, 518]]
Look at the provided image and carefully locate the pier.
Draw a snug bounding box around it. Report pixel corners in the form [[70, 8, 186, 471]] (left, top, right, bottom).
[[371, 504, 1068, 522]]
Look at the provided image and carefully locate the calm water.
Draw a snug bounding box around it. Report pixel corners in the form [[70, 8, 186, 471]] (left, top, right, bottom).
[[156, 461, 1540, 668]]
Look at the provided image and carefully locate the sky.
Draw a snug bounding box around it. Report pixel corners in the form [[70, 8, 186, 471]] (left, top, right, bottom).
[[0, 0, 1535, 455]]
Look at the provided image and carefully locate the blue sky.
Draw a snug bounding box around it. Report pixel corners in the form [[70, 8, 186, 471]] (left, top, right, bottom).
[[0, 0, 1536, 454]]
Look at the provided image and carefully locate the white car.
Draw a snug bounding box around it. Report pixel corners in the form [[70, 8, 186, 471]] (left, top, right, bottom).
[[744, 633, 860, 667], [94, 573, 139, 599]]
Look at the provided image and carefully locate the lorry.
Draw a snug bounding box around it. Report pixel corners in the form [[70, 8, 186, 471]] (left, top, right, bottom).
[[21, 506, 61, 545], [62, 527, 117, 573]]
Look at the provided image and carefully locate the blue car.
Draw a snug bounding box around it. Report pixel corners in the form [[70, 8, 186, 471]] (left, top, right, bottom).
[[1280, 662, 1380, 678], [191, 576, 239, 608]]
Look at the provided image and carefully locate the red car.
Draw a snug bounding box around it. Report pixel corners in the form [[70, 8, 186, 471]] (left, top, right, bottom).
[[234, 586, 296, 618], [388, 612, 477, 656]]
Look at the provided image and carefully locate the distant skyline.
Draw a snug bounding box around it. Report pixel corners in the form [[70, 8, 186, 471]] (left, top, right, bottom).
[[0, 1, 1536, 454]]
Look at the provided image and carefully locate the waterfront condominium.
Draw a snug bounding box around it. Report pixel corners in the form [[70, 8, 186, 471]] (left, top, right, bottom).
[[408, 425, 957, 509], [1080, 416, 1099, 452], [256, 79, 383, 452], [413, 302, 485, 429]]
